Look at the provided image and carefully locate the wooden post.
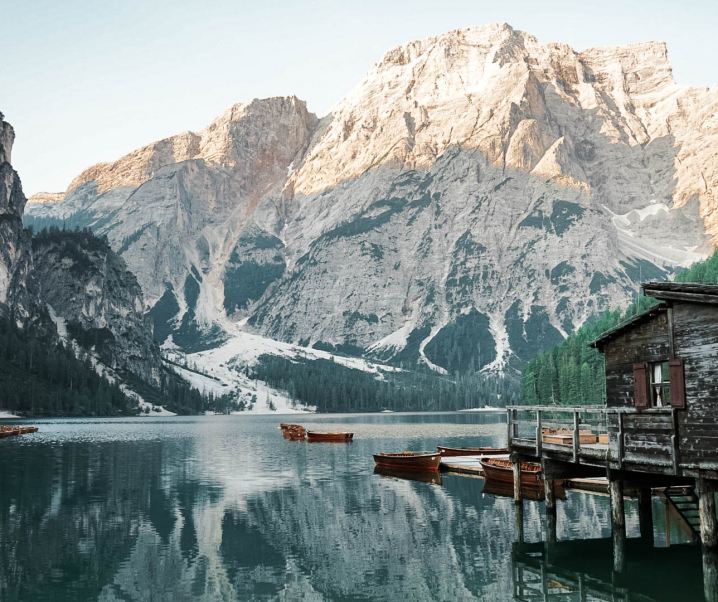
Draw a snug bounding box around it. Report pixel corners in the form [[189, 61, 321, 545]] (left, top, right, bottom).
[[697, 477, 718, 551], [535, 410, 542, 456], [638, 488, 654, 546], [703, 547, 718, 602], [608, 474, 626, 573], [515, 497, 525, 544], [512, 408, 519, 441], [513, 459, 522, 503], [507, 408, 513, 448], [573, 410, 580, 463], [545, 478, 557, 545]]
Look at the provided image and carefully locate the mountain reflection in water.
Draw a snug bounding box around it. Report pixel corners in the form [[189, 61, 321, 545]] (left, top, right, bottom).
[[0, 414, 702, 601]]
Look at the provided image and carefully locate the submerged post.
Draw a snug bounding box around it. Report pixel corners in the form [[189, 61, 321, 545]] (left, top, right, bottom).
[[545, 478, 557, 544], [638, 487, 654, 546], [513, 459, 522, 503], [608, 471, 626, 573], [697, 478, 718, 551], [704, 548, 718, 602], [515, 496, 525, 544]]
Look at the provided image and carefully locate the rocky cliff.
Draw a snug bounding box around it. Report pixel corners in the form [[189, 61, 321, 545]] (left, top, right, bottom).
[[0, 112, 162, 387], [0, 112, 33, 320], [25, 23, 718, 374]]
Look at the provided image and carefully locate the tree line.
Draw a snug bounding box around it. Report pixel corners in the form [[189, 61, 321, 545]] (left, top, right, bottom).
[[250, 354, 518, 413]]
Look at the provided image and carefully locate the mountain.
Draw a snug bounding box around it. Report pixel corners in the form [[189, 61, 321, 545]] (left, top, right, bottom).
[[25, 23, 718, 375], [0, 113, 33, 320], [0, 112, 168, 414]]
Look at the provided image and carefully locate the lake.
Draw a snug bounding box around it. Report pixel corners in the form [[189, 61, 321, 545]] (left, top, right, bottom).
[[0, 413, 705, 601]]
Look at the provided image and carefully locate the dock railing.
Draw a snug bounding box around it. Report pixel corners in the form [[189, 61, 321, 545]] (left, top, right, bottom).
[[507, 405, 680, 472]]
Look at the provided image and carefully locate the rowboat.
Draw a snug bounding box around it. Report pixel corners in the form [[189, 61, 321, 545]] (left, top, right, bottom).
[[480, 457, 544, 488], [437, 446, 508, 457], [306, 431, 354, 442], [280, 423, 303, 431], [373, 451, 442, 471], [374, 465, 442, 485], [0, 426, 38, 438]]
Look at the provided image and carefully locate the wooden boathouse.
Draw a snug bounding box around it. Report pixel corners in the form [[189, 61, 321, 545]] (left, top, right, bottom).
[[507, 282, 718, 598]]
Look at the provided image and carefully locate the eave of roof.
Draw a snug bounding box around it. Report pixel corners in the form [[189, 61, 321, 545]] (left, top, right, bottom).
[[643, 282, 718, 304]]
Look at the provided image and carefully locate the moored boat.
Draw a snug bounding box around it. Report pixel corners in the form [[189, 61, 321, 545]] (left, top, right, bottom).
[[0, 425, 38, 438], [373, 451, 441, 471], [480, 457, 544, 488], [306, 431, 354, 442], [437, 446, 508, 457]]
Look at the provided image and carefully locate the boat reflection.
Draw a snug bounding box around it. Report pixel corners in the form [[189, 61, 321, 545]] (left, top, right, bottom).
[[512, 538, 705, 602], [373, 464, 442, 485], [482, 479, 566, 502]]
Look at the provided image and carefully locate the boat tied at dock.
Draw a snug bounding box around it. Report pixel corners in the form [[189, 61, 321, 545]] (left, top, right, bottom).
[[373, 451, 442, 471]]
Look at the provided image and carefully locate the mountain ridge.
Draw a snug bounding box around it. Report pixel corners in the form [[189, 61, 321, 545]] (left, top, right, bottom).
[[24, 23, 718, 376]]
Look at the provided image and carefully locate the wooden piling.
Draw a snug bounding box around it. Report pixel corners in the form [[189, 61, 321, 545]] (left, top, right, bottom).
[[697, 477, 718, 551], [513, 460, 522, 503], [638, 487, 654, 545], [704, 547, 718, 602], [515, 497, 524, 544], [608, 475, 626, 573], [545, 478, 557, 544]]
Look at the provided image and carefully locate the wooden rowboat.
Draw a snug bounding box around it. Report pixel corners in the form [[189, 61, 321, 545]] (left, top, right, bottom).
[[306, 431, 354, 442], [373, 451, 441, 471], [280, 423, 303, 431], [437, 446, 508, 457], [480, 457, 544, 488]]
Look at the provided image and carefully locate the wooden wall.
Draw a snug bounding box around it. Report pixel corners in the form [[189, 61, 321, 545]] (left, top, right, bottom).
[[603, 311, 669, 409], [674, 302, 718, 468]]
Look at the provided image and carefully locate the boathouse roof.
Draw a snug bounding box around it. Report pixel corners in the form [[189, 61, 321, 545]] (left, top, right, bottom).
[[589, 282, 718, 350], [642, 282, 718, 304]]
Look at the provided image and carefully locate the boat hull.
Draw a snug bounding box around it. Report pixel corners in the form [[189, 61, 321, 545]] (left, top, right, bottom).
[[373, 452, 441, 471], [480, 458, 543, 488], [306, 431, 354, 442], [437, 446, 508, 457]]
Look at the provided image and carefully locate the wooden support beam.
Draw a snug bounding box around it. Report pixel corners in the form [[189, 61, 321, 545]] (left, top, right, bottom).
[[704, 548, 718, 602], [545, 479, 556, 515], [513, 460, 522, 503], [638, 488, 654, 546], [573, 411, 580, 463], [515, 498, 525, 544], [545, 478, 557, 545], [608, 474, 626, 573], [535, 410, 542, 457], [697, 477, 718, 551]]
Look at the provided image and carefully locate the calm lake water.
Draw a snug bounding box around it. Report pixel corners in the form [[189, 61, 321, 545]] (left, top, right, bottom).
[[0, 413, 705, 601]]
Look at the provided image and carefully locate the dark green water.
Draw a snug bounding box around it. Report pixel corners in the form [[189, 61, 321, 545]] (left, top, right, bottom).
[[0, 413, 706, 601]]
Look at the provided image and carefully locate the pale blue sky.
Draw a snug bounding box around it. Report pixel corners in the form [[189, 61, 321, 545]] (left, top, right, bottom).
[[2, 0, 717, 196]]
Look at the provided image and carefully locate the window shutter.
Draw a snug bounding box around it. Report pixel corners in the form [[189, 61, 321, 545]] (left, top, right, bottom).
[[669, 359, 686, 409], [633, 363, 649, 409]]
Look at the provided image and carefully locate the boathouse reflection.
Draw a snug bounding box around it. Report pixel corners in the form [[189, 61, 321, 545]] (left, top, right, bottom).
[[512, 538, 706, 602]]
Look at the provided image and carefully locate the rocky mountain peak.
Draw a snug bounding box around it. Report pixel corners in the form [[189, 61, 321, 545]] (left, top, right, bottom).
[[23, 24, 718, 375], [0, 112, 15, 165], [27, 192, 65, 205], [66, 95, 317, 197]]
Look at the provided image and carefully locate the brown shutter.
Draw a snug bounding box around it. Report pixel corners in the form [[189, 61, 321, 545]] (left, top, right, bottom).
[[633, 363, 649, 409], [670, 359, 686, 409]]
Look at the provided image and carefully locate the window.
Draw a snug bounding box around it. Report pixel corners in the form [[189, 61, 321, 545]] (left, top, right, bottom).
[[649, 362, 671, 407]]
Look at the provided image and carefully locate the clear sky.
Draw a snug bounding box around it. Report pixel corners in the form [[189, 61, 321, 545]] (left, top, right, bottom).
[[3, 0, 717, 196]]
